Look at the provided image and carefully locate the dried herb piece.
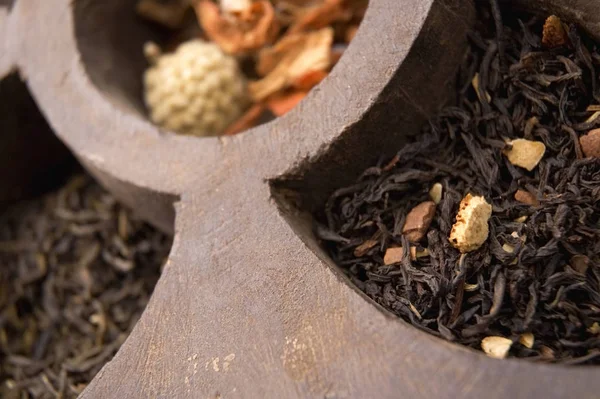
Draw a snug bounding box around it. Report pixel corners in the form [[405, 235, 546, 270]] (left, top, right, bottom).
[[0, 175, 171, 397]]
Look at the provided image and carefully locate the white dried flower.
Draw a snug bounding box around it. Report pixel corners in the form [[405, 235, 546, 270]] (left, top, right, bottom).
[[143, 39, 249, 136]]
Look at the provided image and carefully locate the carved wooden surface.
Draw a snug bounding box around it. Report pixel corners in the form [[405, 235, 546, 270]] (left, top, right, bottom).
[[2, 0, 600, 397]]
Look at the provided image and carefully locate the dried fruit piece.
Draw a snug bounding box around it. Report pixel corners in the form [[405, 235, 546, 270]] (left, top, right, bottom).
[[402, 201, 436, 243], [514, 190, 539, 206], [514, 215, 528, 223], [384, 247, 405, 265], [519, 333, 535, 349], [266, 90, 308, 116], [542, 15, 568, 48], [449, 194, 492, 253], [383, 246, 428, 264], [415, 248, 430, 258], [354, 239, 378, 258], [291, 69, 329, 90], [223, 103, 266, 135], [220, 0, 252, 14], [580, 129, 600, 158], [195, 0, 280, 55], [287, 0, 351, 35], [588, 323, 600, 335], [481, 336, 513, 359], [250, 28, 333, 101], [540, 346, 555, 359], [345, 24, 359, 42], [503, 139, 546, 171], [429, 183, 443, 204]]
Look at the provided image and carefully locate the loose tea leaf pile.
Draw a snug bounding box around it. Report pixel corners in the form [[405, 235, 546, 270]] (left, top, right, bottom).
[[137, 0, 367, 136], [317, 6, 600, 364], [0, 175, 172, 397]]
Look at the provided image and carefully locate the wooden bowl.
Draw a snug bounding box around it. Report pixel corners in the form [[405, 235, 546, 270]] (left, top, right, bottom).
[[3, 0, 600, 397]]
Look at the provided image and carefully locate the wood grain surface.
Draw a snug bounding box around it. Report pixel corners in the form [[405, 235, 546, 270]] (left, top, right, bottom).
[[2, 0, 600, 397]]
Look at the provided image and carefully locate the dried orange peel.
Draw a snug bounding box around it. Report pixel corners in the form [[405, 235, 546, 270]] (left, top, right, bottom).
[[249, 27, 333, 101], [195, 0, 280, 54]]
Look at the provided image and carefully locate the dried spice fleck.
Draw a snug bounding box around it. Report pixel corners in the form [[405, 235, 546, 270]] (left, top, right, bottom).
[[0, 175, 172, 397], [316, 3, 600, 364]]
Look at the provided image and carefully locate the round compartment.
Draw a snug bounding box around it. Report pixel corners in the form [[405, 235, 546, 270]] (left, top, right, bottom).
[[74, 0, 370, 137]]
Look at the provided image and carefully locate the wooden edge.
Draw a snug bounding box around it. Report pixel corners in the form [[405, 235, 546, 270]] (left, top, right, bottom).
[[13, 0, 416, 232]]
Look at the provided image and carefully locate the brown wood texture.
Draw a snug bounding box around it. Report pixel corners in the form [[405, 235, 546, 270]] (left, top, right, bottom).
[[3, 0, 600, 397]]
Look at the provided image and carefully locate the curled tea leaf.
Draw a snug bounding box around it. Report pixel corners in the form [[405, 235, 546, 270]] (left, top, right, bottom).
[[223, 103, 266, 135]]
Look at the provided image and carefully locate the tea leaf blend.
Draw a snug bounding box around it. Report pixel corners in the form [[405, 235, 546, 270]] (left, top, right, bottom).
[[316, 6, 600, 364]]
